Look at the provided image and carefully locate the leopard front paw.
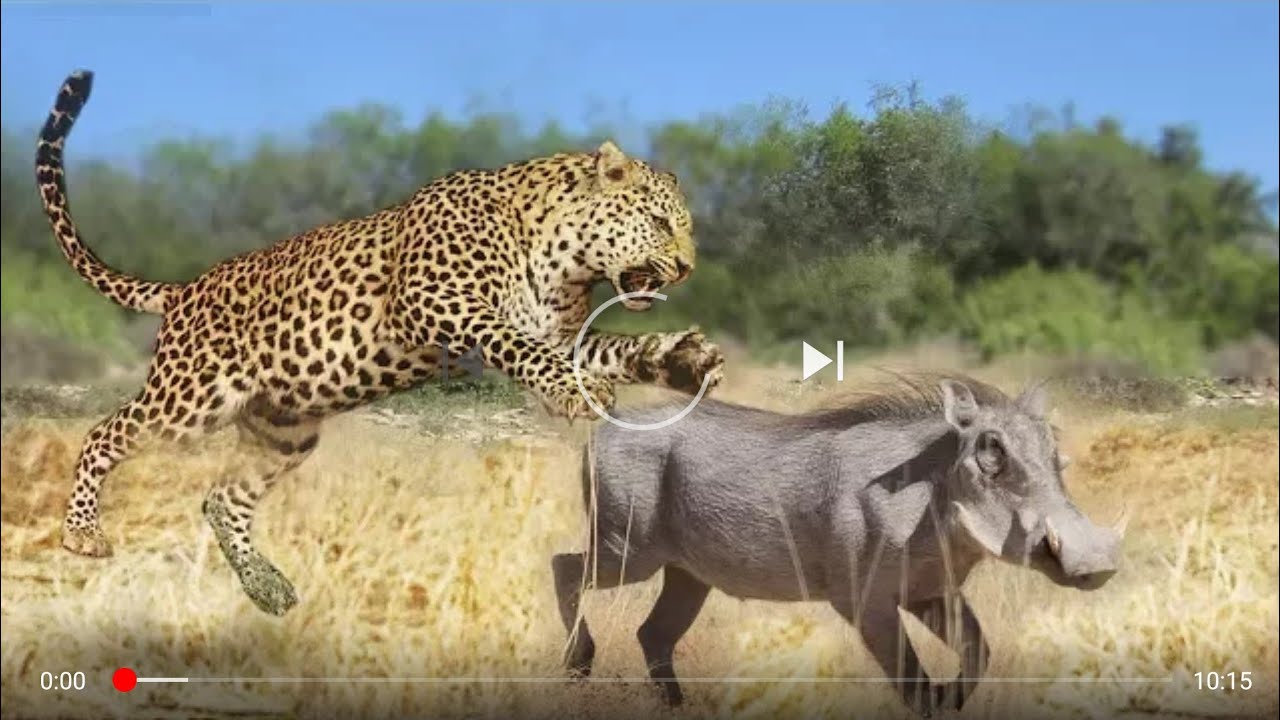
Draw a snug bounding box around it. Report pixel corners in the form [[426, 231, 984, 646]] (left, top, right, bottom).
[[661, 329, 725, 395], [542, 372, 616, 421]]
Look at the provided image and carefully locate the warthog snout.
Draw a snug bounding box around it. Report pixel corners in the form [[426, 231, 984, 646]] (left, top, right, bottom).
[[1035, 508, 1127, 590]]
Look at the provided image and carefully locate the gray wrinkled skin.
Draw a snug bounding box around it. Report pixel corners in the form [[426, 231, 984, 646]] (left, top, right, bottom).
[[553, 376, 1123, 715]]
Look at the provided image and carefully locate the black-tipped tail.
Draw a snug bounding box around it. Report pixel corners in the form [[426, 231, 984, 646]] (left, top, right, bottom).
[[35, 70, 176, 315]]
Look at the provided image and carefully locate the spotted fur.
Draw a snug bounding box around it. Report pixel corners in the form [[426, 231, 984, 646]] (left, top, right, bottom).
[[37, 70, 724, 615]]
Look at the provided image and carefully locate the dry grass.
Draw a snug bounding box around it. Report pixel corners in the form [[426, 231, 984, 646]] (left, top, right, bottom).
[[1, 354, 1276, 719]]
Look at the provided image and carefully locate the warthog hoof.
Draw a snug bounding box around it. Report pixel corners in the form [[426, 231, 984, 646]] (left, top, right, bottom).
[[236, 552, 298, 616], [654, 677, 685, 707], [564, 633, 596, 678], [62, 524, 113, 557]]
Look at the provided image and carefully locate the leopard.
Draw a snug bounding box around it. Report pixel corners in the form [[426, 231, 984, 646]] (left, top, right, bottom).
[[35, 70, 725, 616]]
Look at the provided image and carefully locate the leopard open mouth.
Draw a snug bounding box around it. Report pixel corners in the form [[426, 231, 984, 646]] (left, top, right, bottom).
[[614, 266, 666, 311]]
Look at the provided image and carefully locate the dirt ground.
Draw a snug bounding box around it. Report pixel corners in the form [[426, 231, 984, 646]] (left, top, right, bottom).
[[1, 358, 1276, 720]]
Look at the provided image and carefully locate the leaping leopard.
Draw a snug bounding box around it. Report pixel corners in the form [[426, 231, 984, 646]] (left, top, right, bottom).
[[36, 70, 724, 615]]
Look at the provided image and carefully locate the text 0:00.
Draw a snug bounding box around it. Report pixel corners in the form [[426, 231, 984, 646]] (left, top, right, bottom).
[[1195, 671, 1251, 691], [40, 671, 86, 690]]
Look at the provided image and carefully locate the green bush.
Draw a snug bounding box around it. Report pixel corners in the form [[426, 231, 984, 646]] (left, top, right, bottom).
[[0, 249, 131, 354], [586, 248, 956, 357], [746, 246, 956, 348], [635, 245, 956, 356], [1173, 243, 1279, 345], [959, 264, 1203, 374]]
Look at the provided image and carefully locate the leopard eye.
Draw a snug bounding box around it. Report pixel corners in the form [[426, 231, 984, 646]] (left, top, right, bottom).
[[652, 215, 674, 236]]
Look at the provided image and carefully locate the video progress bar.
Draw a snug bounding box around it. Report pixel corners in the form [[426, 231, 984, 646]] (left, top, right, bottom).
[[135, 676, 1176, 685]]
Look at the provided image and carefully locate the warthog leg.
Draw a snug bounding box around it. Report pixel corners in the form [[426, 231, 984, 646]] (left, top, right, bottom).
[[837, 595, 950, 717], [553, 545, 671, 681], [906, 595, 990, 713], [552, 552, 597, 676], [637, 565, 711, 706]]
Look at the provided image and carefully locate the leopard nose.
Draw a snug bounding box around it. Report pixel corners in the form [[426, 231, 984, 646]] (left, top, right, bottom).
[[673, 258, 692, 285]]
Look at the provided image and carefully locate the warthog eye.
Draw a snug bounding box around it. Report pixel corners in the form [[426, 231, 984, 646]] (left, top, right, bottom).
[[975, 430, 1005, 476]]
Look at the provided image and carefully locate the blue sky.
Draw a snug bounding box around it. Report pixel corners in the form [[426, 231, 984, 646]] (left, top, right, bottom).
[[2, 1, 1277, 191]]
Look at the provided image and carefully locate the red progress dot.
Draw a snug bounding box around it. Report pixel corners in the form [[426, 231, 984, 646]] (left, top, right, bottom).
[[112, 667, 137, 692]]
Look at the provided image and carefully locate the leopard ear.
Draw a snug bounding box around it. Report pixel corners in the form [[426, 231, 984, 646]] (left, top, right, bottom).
[[595, 140, 631, 189]]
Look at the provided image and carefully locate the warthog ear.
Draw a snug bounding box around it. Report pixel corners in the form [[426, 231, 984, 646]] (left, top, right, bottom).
[[1017, 381, 1049, 418], [595, 140, 632, 188], [940, 379, 977, 430]]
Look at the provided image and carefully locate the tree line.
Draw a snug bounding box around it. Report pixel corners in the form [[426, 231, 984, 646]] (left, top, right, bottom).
[[2, 84, 1276, 378]]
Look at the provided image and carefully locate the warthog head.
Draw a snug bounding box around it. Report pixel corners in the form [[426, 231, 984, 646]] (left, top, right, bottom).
[[940, 379, 1124, 590]]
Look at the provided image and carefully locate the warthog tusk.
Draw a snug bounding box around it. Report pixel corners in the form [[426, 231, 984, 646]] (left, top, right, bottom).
[[1112, 507, 1131, 539], [1044, 517, 1062, 557]]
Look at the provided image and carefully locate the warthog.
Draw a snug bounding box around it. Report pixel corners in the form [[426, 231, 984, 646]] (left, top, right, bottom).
[[552, 376, 1125, 714]]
